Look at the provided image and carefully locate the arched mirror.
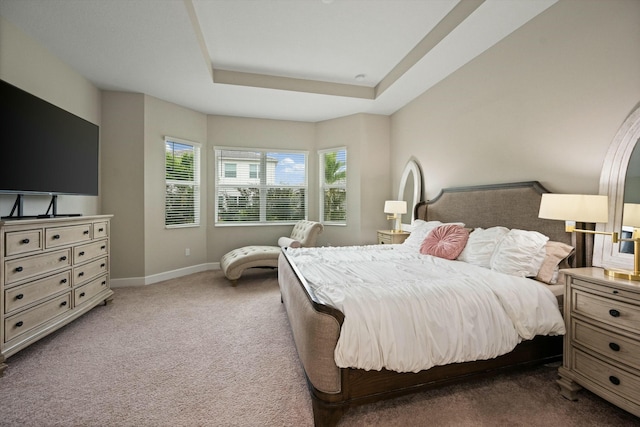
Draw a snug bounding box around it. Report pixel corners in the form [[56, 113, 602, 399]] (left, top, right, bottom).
[[594, 104, 640, 268], [620, 143, 640, 254], [397, 158, 423, 229]]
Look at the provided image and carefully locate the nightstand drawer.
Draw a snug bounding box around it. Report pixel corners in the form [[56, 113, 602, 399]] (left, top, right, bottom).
[[573, 319, 640, 368], [572, 289, 640, 335], [572, 348, 640, 405], [377, 230, 410, 245]]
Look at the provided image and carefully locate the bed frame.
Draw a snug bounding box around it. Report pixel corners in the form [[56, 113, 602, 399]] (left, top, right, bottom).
[[278, 181, 586, 427]]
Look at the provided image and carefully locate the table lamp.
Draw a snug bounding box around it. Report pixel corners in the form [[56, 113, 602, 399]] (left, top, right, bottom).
[[384, 200, 407, 233], [539, 194, 640, 281]]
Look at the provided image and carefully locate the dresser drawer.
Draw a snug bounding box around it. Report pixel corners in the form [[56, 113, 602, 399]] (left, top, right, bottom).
[[4, 293, 71, 342], [572, 348, 640, 405], [73, 257, 108, 285], [73, 239, 108, 264], [5, 271, 71, 314], [4, 249, 71, 285], [93, 222, 108, 239], [572, 289, 640, 335], [573, 319, 640, 369], [45, 224, 92, 249], [74, 274, 109, 307], [5, 229, 43, 256]]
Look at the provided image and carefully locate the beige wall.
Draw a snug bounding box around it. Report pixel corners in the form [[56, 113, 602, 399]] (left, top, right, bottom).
[[101, 92, 146, 279], [101, 93, 209, 279], [316, 114, 391, 246], [0, 16, 101, 217], [390, 0, 640, 201], [143, 96, 208, 276]]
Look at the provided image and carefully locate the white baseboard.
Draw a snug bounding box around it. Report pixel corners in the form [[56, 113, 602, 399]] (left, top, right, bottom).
[[110, 262, 221, 288]]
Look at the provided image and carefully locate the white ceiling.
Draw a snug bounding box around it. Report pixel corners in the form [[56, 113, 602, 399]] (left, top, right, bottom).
[[0, 0, 557, 122]]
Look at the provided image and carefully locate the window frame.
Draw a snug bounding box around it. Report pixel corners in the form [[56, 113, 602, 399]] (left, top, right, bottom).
[[214, 146, 308, 226], [319, 146, 347, 226], [164, 136, 201, 229]]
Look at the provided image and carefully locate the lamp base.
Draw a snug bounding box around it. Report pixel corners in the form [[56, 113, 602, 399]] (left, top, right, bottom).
[[604, 268, 640, 281]]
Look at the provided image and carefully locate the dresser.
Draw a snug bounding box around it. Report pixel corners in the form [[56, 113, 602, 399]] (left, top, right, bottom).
[[0, 215, 113, 375], [559, 267, 640, 417], [377, 230, 410, 245]]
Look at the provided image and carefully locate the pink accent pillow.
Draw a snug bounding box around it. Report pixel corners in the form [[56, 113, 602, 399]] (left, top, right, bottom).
[[420, 224, 470, 260]]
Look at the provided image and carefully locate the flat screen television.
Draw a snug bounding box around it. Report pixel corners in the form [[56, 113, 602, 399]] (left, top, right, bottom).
[[0, 80, 99, 199]]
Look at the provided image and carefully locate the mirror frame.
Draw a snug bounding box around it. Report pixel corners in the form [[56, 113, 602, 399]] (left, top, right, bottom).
[[397, 158, 423, 228], [593, 104, 640, 270]]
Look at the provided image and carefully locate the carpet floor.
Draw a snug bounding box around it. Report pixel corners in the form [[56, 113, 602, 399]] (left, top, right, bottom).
[[0, 268, 637, 426]]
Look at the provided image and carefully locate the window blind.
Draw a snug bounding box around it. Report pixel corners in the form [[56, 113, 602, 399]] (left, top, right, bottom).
[[165, 137, 201, 227]]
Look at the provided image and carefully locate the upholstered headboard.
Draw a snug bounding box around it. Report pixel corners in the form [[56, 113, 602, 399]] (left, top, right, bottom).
[[414, 181, 587, 266]]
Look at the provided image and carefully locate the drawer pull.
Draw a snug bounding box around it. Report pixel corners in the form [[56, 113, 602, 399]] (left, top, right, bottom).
[[612, 290, 619, 294], [99, 228, 104, 232], [609, 342, 621, 352], [15, 294, 24, 300], [53, 234, 60, 240], [80, 292, 86, 298], [101, 245, 106, 250], [609, 376, 621, 386], [21, 238, 30, 244], [79, 251, 85, 256], [83, 230, 89, 235], [60, 301, 67, 307], [609, 309, 621, 318], [78, 272, 85, 277], [61, 278, 67, 284], [15, 321, 24, 327], [15, 266, 23, 272], [60, 256, 67, 261], [101, 263, 106, 268], [102, 281, 106, 286]]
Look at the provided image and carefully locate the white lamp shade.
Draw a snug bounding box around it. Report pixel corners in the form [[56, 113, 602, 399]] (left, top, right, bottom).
[[623, 203, 640, 227], [538, 193, 609, 223], [384, 200, 407, 214]]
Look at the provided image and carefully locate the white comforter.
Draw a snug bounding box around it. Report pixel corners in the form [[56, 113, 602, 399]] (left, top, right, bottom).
[[285, 244, 565, 373]]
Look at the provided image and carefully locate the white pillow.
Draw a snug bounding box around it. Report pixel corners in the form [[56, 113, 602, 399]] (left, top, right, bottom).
[[402, 220, 442, 251], [457, 226, 509, 268], [489, 229, 549, 277]]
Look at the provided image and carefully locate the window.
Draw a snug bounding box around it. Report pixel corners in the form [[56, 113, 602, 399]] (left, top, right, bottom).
[[320, 147, 347, 224], [224, 163, 237, 178], [165, 137, 201, 228], [215, 148, 307, 224]]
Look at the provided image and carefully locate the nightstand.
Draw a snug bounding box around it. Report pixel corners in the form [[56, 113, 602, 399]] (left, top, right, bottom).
[[558, 267, 640, 417], [377, 230, 410, 245]]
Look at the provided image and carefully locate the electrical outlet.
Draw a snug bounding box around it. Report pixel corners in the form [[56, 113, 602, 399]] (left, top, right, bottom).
[[185, 248, 190, 256]]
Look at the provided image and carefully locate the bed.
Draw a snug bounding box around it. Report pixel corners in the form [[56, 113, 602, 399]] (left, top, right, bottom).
[[278, 181, 586, 427]]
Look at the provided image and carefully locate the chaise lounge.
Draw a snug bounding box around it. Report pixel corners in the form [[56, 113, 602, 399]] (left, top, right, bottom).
[[220, 220, 323, 285]]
